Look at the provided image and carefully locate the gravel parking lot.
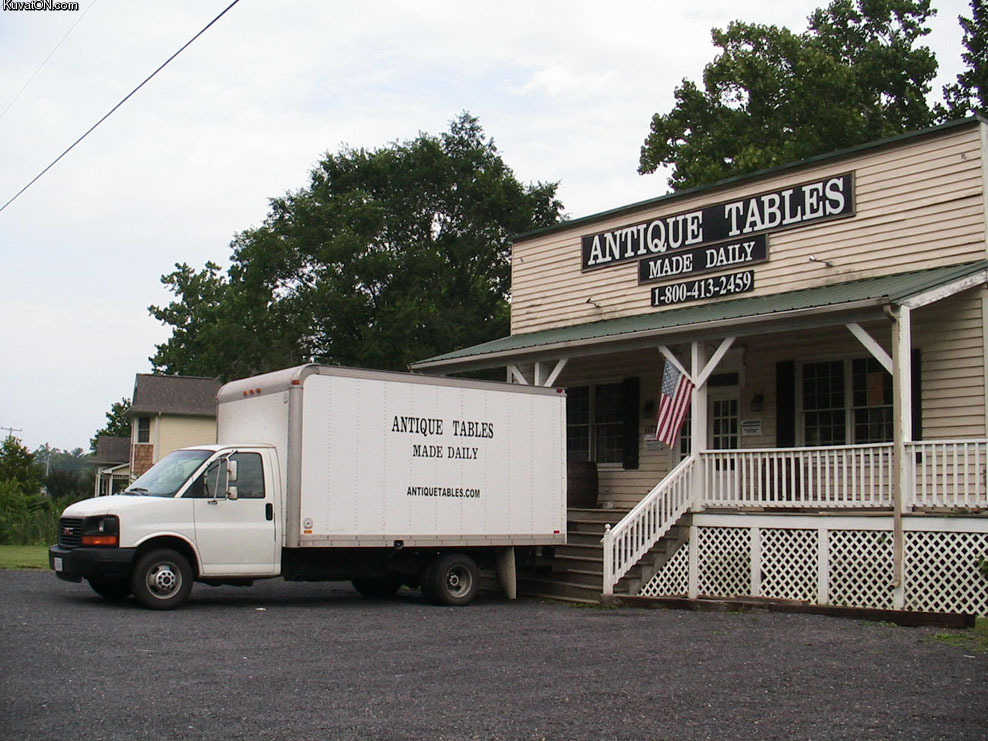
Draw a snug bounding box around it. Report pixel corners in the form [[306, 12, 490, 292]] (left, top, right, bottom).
[[1, 570, 985, 740]]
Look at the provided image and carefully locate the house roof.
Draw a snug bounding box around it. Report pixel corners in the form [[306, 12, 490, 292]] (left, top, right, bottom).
[[411, 261, 988, 373], [129, 374, 222, 417], [92, 436, 130, 465]]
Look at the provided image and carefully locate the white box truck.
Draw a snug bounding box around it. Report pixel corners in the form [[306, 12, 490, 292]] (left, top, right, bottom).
[[50, 365, 566, 609]]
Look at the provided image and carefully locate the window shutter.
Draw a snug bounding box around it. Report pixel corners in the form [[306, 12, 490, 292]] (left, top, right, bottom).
[[622, 377, 640, 470], [776, 361, 796, 448]]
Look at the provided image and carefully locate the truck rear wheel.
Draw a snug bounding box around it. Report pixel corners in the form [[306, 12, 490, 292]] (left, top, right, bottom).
[[351, 576, 403, 598], [425, 553, 479, 606], [131, 548, 193, 610]]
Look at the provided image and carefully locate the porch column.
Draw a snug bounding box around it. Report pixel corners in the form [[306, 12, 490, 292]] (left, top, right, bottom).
[[690, 341, 708, 513], [891, 305, 913, 609]]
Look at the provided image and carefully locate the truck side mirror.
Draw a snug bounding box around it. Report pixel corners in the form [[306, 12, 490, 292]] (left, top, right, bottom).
[[226, 459, 238, 483], [227, 485, 238, 501]]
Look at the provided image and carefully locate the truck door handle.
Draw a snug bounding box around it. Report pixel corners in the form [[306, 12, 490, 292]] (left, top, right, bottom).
[[265, 503, 273, 521]]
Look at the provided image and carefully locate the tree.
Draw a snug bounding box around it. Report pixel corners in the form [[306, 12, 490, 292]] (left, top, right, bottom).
[[89, 397, 132, 455], [938, 0, 988, 119], [0, 436, 42, 495], [639, 0, 939, 190], [34, 445, 93, 500], [150, 113, 563, 378]]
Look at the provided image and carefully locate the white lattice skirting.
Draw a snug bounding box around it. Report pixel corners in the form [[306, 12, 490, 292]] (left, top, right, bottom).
[[639, 514, 988, 617]]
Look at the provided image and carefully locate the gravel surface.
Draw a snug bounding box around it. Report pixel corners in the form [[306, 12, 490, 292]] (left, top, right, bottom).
[[1, 570, 985, 740]]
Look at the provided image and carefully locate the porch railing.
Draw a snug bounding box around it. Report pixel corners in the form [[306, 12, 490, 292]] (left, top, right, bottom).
[[602, 455, 695, 595], [700, 443, 895, 509], [908, 439, 988, 508]]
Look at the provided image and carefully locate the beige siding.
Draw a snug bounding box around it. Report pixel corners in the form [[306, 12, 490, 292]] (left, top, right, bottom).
[[157, 416, 217, 460], [511, 125, 986, 334]]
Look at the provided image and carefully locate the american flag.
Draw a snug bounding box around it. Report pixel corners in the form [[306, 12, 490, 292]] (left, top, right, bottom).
[[654, 361, 694, 446]]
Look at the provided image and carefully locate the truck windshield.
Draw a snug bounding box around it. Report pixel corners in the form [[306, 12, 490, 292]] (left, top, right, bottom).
[[123, 450, 213, 498]]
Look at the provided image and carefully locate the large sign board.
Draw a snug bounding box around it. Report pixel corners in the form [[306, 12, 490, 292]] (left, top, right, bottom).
[[581, 173, 854, 273]]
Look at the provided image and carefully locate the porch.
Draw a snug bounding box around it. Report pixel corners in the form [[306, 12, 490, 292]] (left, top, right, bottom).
[[598, 441, 988, 617], [413, 263, 988, 616]]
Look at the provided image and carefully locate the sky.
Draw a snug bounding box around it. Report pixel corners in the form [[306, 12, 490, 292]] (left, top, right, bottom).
[[0, 0, 976, 453]]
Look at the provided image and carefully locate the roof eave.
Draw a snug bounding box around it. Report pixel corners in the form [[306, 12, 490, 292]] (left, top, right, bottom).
[[411, 297, 888, 374]]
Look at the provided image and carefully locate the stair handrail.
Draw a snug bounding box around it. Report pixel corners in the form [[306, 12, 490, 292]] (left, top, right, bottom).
[[602, 455, 696, 595]]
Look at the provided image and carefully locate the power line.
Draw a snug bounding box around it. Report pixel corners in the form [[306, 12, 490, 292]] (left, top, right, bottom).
[[0, 0, 99, 124], [0, 0, 242, 216]]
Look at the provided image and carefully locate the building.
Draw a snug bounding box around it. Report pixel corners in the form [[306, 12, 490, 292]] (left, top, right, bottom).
[[92, 435, 130, 496], [128, 374, 222, 478], [413, 117, 988, 616]]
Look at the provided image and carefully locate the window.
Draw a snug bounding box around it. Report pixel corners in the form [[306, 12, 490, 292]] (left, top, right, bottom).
[[188, 452, 266, 499], [567, 382, 625, 464], [800, 359, 892, 445], [852, 357, 893, 443], [802, 360, 845, 445], [136, 417, 151, 444]]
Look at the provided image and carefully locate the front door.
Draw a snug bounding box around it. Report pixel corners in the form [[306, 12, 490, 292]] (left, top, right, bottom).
[[709, 390, 741, 498], [188, 451, 278, 576]]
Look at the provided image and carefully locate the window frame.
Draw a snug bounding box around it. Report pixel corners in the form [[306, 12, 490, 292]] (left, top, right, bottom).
[[566, 380, 626, 467], [797, 356, 893, 447]]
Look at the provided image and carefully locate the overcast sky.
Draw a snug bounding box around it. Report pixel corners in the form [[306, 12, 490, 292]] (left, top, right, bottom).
[[0, 0, 975, 452]]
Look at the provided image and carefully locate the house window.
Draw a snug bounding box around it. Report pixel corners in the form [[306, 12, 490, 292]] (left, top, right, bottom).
[[567, 382, 624, 464], [137, 417, 151, 444], [852, 357, 893, 443], [801, 358, 892, 446]]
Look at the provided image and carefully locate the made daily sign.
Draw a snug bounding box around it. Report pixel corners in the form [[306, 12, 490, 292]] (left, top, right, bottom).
[[638, 234, 767, 284], [582, 173, 854, 271]]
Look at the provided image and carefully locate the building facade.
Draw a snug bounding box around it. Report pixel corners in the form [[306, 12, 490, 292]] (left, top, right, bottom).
[[414, 117, 988, 616]]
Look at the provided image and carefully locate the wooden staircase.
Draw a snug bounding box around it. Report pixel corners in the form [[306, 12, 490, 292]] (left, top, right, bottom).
[[514, 508, 690, 604]]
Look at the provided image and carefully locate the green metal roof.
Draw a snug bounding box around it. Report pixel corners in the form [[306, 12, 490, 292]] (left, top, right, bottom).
[[412, 261, 988, 371]]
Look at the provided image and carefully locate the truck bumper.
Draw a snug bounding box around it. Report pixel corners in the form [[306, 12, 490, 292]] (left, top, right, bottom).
[[49, 545, 137, 583]]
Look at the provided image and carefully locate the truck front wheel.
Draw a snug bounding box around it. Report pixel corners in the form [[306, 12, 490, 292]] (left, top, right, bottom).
[[425, 553, 479, 606], [131, 548, 193, 610]]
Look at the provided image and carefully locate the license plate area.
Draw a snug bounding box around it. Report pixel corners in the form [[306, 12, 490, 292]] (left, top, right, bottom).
[[53, 557, 63, 572]]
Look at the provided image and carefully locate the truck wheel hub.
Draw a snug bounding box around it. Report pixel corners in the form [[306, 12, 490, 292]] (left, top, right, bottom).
[[149, 564, 178, 596]]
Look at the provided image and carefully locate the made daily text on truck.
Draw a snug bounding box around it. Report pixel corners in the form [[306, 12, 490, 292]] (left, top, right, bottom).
[[49, 365, 567, 609]]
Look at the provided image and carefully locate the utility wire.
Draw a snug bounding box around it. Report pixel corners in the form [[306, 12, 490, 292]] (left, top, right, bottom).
[[0, 0, 242, 215], [0, 0, 99, 124]]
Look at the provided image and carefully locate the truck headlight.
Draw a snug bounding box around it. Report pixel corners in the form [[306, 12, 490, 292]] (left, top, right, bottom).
[[81, 515, 119, 547]]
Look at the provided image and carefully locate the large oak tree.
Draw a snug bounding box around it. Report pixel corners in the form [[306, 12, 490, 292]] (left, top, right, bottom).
[[150, 114, 562, 379]]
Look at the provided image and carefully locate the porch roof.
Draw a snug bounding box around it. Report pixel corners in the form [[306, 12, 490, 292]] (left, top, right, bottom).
[[411, 261, 988, 373]]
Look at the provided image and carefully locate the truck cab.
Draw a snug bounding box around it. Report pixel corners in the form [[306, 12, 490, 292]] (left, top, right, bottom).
[[50, 445, 281, 609]]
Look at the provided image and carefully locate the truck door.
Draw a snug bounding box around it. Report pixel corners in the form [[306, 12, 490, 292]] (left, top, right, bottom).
[[188, 451, 278, 576]]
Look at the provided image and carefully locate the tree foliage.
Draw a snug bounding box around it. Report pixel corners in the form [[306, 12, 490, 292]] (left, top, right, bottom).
[[639, 0, 939, 190], [150, 113, 562, 379], [939, 0, 988, 118], [89, 397, 132, 455], [0, 436, 42, 495]]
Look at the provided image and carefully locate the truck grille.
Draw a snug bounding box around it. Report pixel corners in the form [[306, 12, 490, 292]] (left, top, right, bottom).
[[58, 517, 84, 548]]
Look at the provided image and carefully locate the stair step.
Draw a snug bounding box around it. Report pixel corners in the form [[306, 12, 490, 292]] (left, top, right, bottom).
[[567, 508, 631, 524], [516, 575, 602, 604]]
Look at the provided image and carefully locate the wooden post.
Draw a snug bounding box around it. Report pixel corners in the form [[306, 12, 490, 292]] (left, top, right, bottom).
[[690, 341, 708, 512], [891, 305, 912, 609]]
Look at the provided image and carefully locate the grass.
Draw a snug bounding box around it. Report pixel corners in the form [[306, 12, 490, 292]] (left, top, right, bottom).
[[0, 544, 50, 570], [930, 617, 988, 653]]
